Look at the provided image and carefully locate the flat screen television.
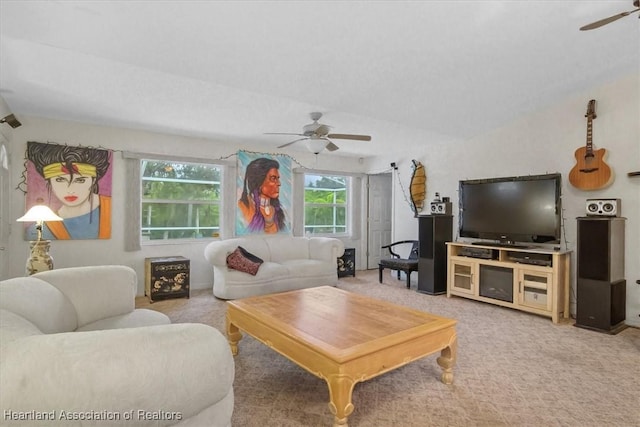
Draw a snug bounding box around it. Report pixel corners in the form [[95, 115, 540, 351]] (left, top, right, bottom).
[[458, 173, 561, 245]]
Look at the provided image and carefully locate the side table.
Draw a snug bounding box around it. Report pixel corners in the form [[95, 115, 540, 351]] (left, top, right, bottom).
[[338, 248, 356, 277], [144, 256, 190, 303]]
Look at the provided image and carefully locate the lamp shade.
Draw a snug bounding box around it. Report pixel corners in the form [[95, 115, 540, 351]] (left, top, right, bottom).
[[17, 205, 63, 222]]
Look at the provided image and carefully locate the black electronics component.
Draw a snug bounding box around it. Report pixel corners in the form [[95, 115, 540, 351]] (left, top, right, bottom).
[[459, 246, 498, 260], [506, 251, 552, 267]]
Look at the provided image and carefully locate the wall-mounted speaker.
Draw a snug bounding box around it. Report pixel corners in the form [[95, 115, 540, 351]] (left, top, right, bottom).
[[586, 199, 621, 217], [430, 202, 452, 215]]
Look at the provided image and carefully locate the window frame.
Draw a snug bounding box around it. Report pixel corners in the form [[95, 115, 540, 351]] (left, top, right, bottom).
[[123, 151, 232, 249], [302, 172, 351, 237], [140, 158, 223, 243]]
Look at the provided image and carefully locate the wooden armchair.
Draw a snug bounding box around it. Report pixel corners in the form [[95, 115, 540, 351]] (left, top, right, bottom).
[[378, 240, 419, 288]]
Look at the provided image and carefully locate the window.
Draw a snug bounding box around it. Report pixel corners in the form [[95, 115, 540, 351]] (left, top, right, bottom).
[[304, 174, 349, 235], [141, 160, 221, 240]]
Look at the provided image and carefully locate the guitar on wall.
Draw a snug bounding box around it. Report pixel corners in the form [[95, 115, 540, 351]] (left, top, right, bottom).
[[569, 99, 613, 190]]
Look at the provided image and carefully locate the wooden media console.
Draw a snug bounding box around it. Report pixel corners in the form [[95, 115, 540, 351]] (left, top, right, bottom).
[[446, 242, 571, 323]]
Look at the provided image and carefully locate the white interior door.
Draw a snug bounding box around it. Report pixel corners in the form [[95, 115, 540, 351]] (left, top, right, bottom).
[[367, 173, 392, 269]]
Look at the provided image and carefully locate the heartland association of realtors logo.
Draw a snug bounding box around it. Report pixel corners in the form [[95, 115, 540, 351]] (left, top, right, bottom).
[[3, 409, 183, 422]]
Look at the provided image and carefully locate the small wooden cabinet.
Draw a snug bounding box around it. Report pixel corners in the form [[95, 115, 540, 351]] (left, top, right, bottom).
[[338, 248, 356, 278], [446, 243, 571, 323], [145, 256, 190, 303]]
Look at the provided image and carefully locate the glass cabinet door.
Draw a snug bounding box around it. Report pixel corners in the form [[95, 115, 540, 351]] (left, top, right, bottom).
[[518, 269, 552, 311], [450, 259, 477, 295]]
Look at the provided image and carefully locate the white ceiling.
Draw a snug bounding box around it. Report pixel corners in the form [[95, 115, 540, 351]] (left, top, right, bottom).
[[1, 1, 638, 157]]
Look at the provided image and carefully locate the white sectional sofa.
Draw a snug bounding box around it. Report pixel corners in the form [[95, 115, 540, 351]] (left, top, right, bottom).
[[204, 235, 345, 300], [0, 265, 234, 427]]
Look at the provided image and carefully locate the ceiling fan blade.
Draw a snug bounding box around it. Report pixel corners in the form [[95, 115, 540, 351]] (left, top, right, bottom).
[[327, 133, 372, 141], [265, 132, 305, 136], [277, 137, 308, 149], [580, 8, 639, 30], [314, 124, 331, 136], [326, 142, 340, 152]]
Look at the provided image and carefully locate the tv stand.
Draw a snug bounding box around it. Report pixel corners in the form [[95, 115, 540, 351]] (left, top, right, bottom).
[[447, 242, 571, 323]]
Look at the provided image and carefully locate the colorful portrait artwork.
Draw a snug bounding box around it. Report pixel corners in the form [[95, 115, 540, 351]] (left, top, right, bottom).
[[236, 151, 291, 236], [24, 141, 113, 240]]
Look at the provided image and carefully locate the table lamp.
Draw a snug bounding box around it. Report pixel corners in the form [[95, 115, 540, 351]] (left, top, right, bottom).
[[17, 204, 63, 275]]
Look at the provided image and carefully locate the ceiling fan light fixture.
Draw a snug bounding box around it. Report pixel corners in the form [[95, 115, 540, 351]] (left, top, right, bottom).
[[306, 138, 328, 154]]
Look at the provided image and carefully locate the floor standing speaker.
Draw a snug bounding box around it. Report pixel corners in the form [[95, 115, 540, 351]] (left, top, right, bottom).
[[417, 215, 452, 295], [577, 217, 625, 282], [575, 217, 627, 334]]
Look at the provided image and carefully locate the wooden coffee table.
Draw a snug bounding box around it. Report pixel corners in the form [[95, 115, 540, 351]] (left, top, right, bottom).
[[226, 286, 457, 427]]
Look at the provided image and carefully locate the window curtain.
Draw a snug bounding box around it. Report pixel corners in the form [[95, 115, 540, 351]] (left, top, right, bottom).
[[123, 153, 141, 251], [292, 169, 305, 236]]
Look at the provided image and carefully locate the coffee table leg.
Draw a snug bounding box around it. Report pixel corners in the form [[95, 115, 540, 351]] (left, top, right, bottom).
[[436, 335, 457, 385], [225, 315, 243, 356], [326, 374, 356, 427]]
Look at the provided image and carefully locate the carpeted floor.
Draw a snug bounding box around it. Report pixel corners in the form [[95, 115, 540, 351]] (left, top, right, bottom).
[[136, 270, 640, 427]]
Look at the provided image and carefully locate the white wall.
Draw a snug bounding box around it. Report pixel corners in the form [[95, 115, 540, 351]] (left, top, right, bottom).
[[4, 118, 368, 293], [367, 72, 640, 327]]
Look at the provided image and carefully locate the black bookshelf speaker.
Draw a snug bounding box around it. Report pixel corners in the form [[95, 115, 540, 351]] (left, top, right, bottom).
[[576, 217, 625, 282], [417, 215, 452, 295]]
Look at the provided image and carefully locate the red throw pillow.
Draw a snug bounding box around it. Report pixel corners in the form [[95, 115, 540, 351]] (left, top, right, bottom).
[[226, 246, 264, 276]]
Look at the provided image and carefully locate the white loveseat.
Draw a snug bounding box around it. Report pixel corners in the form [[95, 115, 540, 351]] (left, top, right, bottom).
[[0, 265, 234, 427], [204, 236, 345, 300]]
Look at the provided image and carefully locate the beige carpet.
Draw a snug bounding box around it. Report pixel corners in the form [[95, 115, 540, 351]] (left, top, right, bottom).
[[136, 270, 640, 427]]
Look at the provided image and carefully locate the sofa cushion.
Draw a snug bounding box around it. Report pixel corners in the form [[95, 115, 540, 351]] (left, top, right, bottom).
[[0, 277, 77, 333], [266, 236, 310, 262], [76, 308, 171, 332], [33, 266, 136, 328], [281, 259, 335, 277], [226, 246, 264, 275], [0, 309, 43, 346], [222, 261, 289, 283]]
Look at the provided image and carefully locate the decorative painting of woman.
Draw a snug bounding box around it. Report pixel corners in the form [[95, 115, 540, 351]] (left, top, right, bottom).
[[25, 141, 113, 240], [236, 152, 291, 235]]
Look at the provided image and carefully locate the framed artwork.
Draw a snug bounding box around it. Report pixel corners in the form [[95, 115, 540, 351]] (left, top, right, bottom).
[[24, 141, 113, 240], [235, 151, 291, 236]]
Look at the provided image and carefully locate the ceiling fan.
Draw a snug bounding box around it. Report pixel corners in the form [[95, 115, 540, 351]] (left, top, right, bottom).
[[580, 0, 639, 30], [266, 112, 371, 154]]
